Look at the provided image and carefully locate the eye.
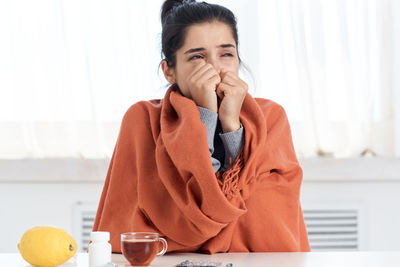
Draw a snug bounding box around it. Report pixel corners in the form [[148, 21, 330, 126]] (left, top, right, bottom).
[[222, 53, 234, 57], [189, 54, 203, 61]]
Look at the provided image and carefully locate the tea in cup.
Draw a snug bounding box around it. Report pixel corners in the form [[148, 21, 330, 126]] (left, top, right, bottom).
[[121, 232, 167, 266]]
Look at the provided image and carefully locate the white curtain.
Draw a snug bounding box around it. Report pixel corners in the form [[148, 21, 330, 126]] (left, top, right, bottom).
[[252, 0, 395, 157], [0, 0, 166, 158], [0, 0, 398, 158]]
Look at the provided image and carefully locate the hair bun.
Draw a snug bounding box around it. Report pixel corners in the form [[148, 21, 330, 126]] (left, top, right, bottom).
[[161, 0, 195, 25]]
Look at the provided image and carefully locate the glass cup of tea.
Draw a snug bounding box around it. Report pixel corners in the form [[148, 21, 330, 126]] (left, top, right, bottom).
[[120, 232, 168, 266]]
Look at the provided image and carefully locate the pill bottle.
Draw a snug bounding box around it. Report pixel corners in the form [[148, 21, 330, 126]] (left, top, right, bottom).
[[88, 231, 112, 267]]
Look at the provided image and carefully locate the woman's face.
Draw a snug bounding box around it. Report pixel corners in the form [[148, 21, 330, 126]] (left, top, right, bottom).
[[163, 20, 240, 98]]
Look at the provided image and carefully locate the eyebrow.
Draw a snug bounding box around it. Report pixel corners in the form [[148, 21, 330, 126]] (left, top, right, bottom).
[[184, 44, 236, 54]]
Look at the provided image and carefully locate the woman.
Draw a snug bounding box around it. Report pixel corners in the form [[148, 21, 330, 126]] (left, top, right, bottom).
[[93, 0, 310, 253]]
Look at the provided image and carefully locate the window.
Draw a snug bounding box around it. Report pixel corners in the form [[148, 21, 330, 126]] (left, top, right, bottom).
[[1, 0, 399, 159]]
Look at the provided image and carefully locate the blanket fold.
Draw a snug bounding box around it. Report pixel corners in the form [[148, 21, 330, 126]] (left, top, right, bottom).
[[93, 85, 310, 253]]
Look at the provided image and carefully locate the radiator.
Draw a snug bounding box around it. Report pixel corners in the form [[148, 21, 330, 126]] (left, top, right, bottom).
[[304, 209, 359, 251], [72, 202, 97, 252], [72, 202, 363, 252]]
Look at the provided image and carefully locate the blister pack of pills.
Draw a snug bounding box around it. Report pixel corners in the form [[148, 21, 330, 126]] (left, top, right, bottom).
[[177, 260, 233, 267]]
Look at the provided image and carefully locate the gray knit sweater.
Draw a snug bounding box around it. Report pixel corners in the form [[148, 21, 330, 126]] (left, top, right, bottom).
[[197, 106, 244, 172]]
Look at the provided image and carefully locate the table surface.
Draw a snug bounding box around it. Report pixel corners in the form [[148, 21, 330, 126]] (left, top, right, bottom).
[[1, 251, 399, 267]]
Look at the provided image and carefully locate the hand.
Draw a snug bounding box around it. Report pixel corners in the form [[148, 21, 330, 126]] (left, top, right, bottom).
[[186, 62, 221, 112], [216, 71, 248, 133]]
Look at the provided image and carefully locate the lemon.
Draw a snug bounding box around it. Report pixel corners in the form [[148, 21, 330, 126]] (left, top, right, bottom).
[[17, 226, 77, 267]]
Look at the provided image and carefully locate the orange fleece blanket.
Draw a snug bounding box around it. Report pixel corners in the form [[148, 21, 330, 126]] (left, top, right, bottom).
[[92, 85, 310, 253]]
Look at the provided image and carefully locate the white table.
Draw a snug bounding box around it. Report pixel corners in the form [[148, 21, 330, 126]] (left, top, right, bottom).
[[1, 251, 399, 267]]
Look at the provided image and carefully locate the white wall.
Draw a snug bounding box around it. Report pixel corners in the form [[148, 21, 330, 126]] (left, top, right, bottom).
[[0, 182, 103, 253], [1, 179, 400, 253], [301, 182, 400, 251]]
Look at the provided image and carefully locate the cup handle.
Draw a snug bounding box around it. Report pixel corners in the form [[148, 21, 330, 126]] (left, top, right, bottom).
[[157, 237, 168, 256]]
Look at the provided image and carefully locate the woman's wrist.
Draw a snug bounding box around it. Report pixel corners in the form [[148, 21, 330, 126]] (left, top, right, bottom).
[[191, 91, 218, 113], [220, 118, 241, 133]]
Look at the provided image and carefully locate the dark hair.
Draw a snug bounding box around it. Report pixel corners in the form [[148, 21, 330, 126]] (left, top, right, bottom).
[[160, 0, 241, 68]]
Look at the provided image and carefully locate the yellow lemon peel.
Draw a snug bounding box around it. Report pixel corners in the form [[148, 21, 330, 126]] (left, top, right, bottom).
[[18, 226, 77, 267]]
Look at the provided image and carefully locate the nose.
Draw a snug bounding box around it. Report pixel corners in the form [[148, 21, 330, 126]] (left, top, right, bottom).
[[207, 56, 221, 74]]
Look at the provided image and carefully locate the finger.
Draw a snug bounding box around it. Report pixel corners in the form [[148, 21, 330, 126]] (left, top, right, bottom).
[[205, 74, 222, 92], [220, 72, 240, 88], [226, 72, 247, 90], [216, 86, 224, 100], [221, 71, 240, 85], [191, 63, 215, 81], [188, 62, 208, 81], [196, 67, 220, 85], [209, 72, 221, 84], [216, 82, 233, 98], [222, 72, 249, 94], [190, 60, 207, 73], [223, 71, 239, 79], [220, 71, 237, 79], [221, 76, 236, 87]]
